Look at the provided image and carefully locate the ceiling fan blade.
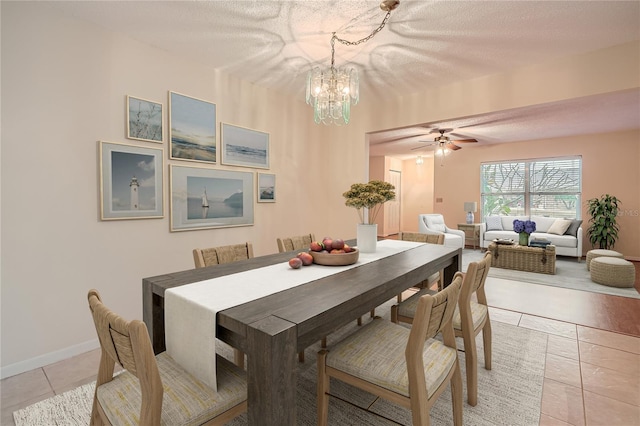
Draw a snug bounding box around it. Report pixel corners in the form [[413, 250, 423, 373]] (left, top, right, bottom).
[[451, 138, 478, 143], [447, 143, 462, 151], [411, 143, 435, 150]]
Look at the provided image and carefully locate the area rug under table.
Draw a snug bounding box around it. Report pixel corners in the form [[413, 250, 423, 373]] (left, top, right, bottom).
[[15, 299, 548, 426], [463, 249, 640, 299]]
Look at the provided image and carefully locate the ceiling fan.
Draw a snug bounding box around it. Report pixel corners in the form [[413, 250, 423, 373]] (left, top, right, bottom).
[[411, 129, 478, 151]]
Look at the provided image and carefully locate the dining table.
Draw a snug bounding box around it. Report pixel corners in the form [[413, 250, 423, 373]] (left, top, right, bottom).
[[142, 239, 461, 425]]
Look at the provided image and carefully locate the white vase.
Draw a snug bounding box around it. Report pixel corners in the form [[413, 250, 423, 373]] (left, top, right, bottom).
[[357, 223, 378, 253]]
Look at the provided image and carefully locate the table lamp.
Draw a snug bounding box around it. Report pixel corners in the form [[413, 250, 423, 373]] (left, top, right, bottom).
[[464, 202, 477, 224]]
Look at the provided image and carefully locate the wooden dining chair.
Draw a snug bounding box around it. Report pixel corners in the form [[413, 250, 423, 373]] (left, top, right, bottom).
[[317, 274, 464, 426], [193, 242, 253, 368], [193, 242, 254, 268], [397, 232, 445, 302], [87, 289, 247, 426], [391, 251, 493, 406], [276, 233, 315, 253]]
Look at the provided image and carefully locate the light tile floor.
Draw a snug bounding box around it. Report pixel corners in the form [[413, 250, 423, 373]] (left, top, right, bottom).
[[2, 307, 639, 425]]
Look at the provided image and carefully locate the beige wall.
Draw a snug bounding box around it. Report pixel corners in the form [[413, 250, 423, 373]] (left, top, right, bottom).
[[400, 156, 435, 232], [0, 2, 369, 375], [369, 156, 404, 235], [1, 2, 638, 377], [367, 40, 640, 134]]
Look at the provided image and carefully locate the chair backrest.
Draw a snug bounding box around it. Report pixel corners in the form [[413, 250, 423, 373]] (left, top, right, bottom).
[[193, 242, 254, 268], [276, 234, 315, 253], [88, 289, 163, 423], [460, 251, 492, 313], [399, 231, 445, 245], [419, 214, 449, 233], [405, 274, 462, 400]]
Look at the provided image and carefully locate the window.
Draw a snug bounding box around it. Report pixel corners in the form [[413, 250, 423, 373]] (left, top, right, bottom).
[[480, 157, 582, 220]]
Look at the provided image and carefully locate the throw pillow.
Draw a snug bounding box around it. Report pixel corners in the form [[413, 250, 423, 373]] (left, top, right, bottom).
[[547, 219, 572, 235], [486, 216, 503, 231], [564, 219, 583, 237]]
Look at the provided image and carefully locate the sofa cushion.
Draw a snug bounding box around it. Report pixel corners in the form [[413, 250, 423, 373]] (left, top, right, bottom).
[[548, 219, 572, 235], [425, 215, 446, 233], [530, 216, 558, 233], [564, 219, 583, 237], [538, 233, 577, 248], [486, 216, 503, 231]]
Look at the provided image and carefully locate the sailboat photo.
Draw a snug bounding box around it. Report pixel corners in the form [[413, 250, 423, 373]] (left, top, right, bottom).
[[201, 188, 209, 208]]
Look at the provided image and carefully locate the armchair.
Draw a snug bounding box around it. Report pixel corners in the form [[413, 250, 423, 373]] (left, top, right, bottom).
[[418, 214, 465, 249]]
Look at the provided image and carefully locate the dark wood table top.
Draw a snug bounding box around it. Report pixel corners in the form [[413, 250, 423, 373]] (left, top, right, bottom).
[[217, 242, 461, 351]]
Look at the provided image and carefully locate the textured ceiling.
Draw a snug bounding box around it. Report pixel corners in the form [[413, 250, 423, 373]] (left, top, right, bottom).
[[47, 0, 640, 158]]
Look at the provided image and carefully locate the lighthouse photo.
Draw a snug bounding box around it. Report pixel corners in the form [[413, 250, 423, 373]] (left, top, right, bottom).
[[109, 150, 157, 211]]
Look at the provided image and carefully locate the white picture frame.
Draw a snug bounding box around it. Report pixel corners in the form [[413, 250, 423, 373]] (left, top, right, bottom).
[[170, 165, 254, 231], [221, 122, 269, 169], [99, 141, 164, 220], [257, 172, 275, 203]]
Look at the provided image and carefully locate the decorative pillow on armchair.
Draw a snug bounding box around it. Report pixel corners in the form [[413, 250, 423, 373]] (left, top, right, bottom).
[[485, 216, 504, 231]]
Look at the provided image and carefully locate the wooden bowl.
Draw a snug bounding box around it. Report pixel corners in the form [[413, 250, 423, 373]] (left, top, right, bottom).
[[310, 248, 359, 266]]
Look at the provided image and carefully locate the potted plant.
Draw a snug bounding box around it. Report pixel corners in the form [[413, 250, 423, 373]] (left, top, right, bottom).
[[343, 180, 395, 252], [586, 194, 620, 250]]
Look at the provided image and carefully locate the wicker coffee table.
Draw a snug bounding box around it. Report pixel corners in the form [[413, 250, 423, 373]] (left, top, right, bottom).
[[488, 242, 556, 274]]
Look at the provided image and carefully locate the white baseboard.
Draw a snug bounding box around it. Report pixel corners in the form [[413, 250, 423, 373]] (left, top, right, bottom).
[[1, 339, 100, 380]]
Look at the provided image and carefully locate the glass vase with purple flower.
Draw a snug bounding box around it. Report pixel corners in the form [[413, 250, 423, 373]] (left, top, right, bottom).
[[513, 219, 536, 246]]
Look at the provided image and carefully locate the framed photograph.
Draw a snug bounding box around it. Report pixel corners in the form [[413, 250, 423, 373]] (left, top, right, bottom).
[[169, 91, 217, 164], [221, 122, 269, 169], [99, 141, 164, 220], [170, 165, 254, 231], [257, 173, 276, 203], [126, 95, 163, 143]]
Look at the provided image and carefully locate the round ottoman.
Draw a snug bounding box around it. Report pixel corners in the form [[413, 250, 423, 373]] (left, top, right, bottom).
[[590, 257, 636, 288], [586, 249, 624, 271]]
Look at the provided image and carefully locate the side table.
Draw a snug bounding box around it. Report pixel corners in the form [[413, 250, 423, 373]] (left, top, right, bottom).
[[458, 223, 481, 250]]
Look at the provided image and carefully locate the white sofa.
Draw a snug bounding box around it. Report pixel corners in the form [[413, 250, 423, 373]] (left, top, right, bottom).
[[418, 214, 465, 249], [479, 215, 583, 259]]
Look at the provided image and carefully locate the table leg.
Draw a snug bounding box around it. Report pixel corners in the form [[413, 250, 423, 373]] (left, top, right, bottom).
[[142, 282, 165, 354], [443, 250, 462, 287], [246, 315, 297, 425]]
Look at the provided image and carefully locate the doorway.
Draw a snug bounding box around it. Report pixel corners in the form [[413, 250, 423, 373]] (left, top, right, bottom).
[[386, 169, 401, 235]]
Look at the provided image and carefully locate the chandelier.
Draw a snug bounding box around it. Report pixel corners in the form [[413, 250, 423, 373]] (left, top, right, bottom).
[[305, 0, 400, 125]]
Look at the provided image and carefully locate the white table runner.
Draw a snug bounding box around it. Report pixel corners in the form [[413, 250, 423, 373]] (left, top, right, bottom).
[[164, 239, 423, 390]]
